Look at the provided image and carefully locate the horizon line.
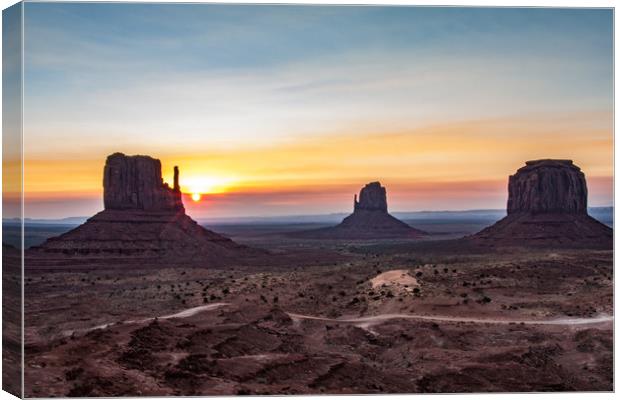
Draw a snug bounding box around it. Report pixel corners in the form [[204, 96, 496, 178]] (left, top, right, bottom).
[[5, 205, 614, 223]]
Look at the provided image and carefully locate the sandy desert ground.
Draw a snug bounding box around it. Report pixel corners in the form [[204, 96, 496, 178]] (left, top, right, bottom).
[[21, 228, 613, 396]]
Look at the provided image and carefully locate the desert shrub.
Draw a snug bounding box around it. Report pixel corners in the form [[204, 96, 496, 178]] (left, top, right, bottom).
[[65, 367, 84, 381]]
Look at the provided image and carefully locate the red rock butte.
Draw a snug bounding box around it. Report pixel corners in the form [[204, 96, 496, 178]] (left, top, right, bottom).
[[507, 159, 587, 215], [33, 153, 260, 265], [296, 181, 426, 239], [472, 159, 612, 247], [103, 152, 184, 212]]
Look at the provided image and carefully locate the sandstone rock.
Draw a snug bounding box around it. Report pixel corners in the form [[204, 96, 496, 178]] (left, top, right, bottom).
[[35, 210, 254, 263], [472, 159, 611, 248], [103, 153, 183, 212], [354, 182, 388, 212], [507, 159, 587, 215], [35, 153, 263, 265], [295, 181, 425, 239]]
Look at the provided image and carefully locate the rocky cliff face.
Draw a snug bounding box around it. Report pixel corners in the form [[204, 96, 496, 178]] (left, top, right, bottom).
[[472, 159, 611, 248], [507, 159, 587, 215], [354, 182, 388, 213], [103, 153, 184, 212]]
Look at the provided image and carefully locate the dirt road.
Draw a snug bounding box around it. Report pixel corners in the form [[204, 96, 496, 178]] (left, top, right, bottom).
[[287, 311, 613, 328]]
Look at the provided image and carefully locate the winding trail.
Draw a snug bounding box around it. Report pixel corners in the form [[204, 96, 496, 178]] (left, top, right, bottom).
[[286, 312, 613, 329], [64, 303, 612, 338], [158, 303, 230, 319], [63, 303, 229, 337]]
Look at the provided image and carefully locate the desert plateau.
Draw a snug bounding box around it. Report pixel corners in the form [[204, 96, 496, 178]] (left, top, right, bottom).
[[12, 154, 613, 396]]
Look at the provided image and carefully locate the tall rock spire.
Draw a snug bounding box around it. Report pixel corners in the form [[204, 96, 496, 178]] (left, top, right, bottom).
[[173, 166, 180, 192]]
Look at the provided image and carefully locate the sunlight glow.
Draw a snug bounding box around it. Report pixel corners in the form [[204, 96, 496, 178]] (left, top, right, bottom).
[[191, 193, 202, 202], [181, 175, 238, 195]]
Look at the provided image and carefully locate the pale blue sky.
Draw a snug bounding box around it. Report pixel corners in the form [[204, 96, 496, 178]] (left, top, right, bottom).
[[23, 4, 613, 155]]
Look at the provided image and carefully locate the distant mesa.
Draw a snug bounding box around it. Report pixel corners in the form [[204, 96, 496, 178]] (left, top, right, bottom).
[[34, 153, 259, 265], [471, 159, 612, 247], [295, 181, 426, 239]]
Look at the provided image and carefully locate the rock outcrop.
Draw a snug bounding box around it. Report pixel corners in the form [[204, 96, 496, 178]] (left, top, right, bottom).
[[354, 182, 388, 213], [507, 160, 587, 215], [295, 182, 425, 239], [103, 153, 184, 212], [34, 153, 261, 265], [472, 159, 612, 248]]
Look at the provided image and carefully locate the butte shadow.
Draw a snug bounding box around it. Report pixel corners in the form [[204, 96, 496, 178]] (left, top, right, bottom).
[[293, 181, 426, 240], [29, 153, 265, 267]]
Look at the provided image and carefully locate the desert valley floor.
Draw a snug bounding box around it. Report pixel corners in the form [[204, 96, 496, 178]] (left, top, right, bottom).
[[21, 228, 613, 396]]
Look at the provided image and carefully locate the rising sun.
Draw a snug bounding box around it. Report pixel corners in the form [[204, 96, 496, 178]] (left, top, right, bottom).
[[180, 175, 237, 199]]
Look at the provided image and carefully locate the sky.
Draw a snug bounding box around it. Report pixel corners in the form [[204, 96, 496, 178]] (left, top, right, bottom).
[[18, 3, 613, 219], [3, 3, 23, 219]]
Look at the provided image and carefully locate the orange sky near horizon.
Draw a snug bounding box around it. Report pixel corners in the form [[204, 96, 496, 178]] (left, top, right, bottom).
[[15, 114, 614, 219]]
